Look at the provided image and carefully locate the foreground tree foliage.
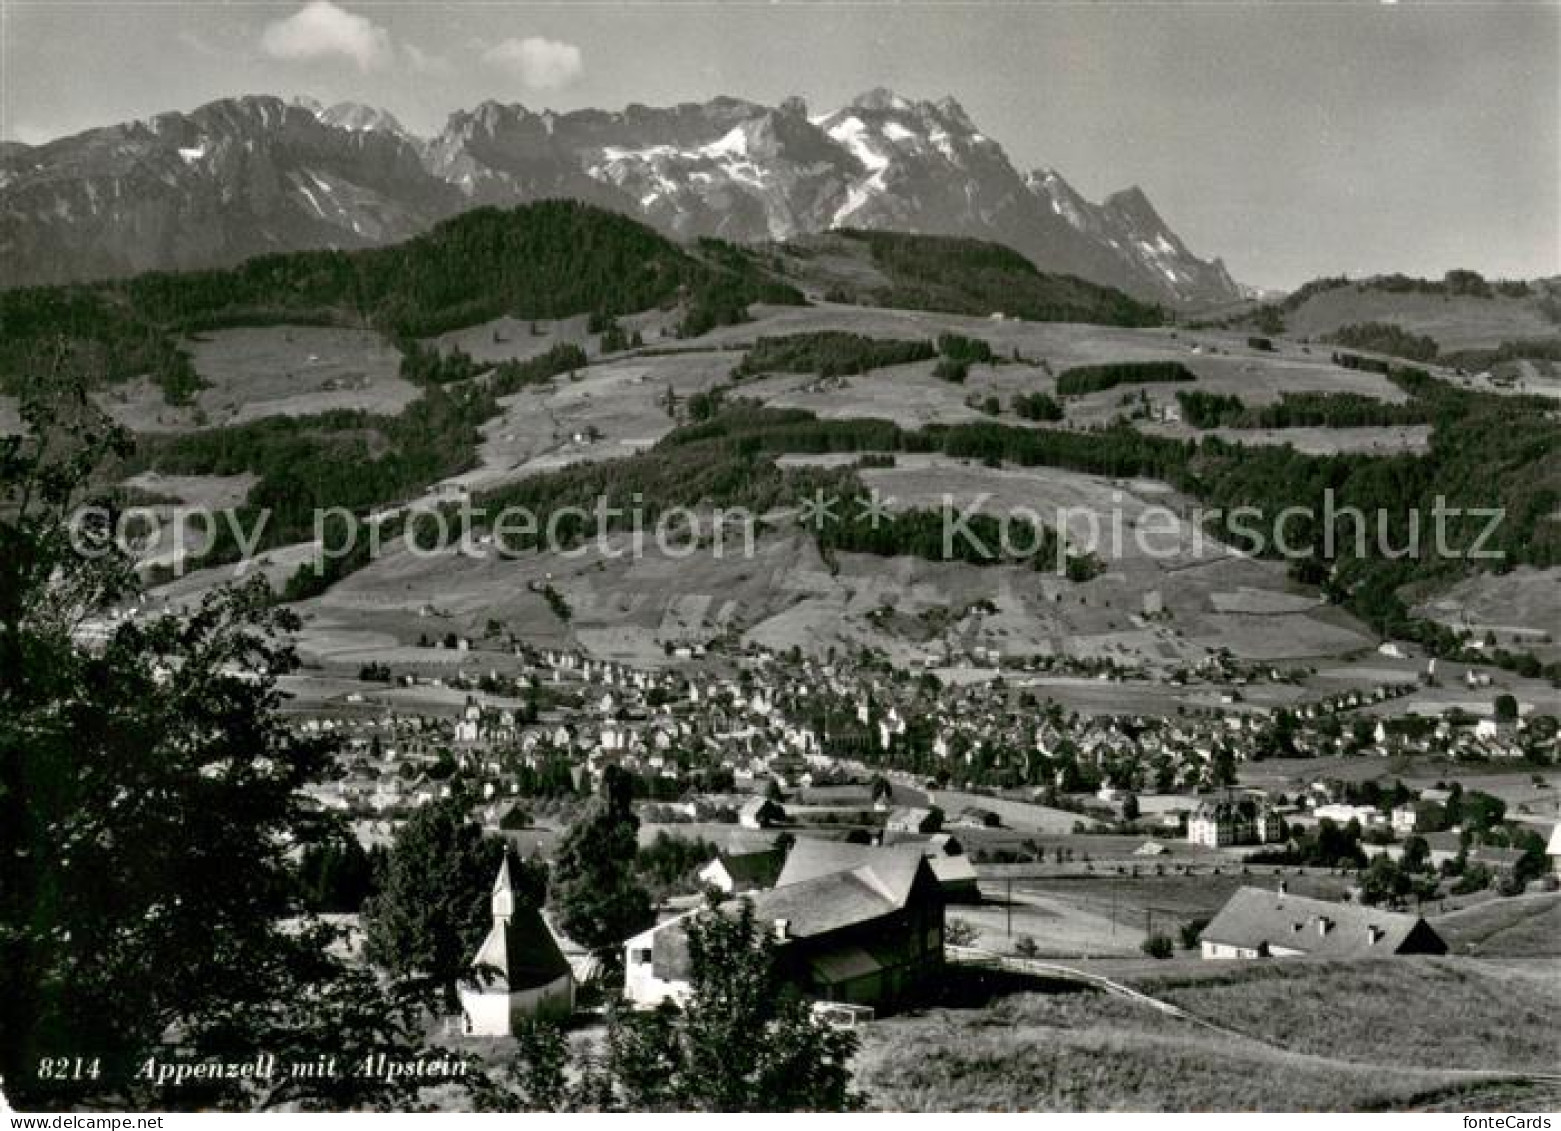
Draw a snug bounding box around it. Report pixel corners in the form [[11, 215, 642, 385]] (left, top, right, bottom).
[[361, 793, 543, 1011], [486, 900, 862, 1112], [548, 765, 654, 965], [0, 351, 445, 1110]]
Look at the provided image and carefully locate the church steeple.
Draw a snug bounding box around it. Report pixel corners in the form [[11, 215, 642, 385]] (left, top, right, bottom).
[[491, 853, 516, 924]]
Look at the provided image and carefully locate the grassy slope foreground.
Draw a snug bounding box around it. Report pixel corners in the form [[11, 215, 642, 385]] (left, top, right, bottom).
[[859, 958, 1561, 1111]]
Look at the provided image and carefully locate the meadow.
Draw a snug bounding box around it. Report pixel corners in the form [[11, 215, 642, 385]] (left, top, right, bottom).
[[857, 957, 1561, 1111]]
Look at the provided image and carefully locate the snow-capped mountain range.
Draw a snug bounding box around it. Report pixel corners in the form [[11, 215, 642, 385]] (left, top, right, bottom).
[[0, 89, 1241, 305]]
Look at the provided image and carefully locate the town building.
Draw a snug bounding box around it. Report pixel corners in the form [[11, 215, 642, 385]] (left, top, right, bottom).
[[1187, 797, 1281, 847]]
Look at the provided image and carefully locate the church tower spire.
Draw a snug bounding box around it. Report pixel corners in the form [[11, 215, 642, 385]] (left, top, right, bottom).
[[491, 853, 516, 924]]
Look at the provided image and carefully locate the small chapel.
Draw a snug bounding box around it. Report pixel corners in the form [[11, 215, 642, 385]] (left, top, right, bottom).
[[458, 854, 575, 1035]]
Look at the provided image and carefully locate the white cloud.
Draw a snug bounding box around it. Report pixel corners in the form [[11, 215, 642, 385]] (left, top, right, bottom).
[[260, 1, 393, 72], [402, 42, 451, 76], [482, 36, 583, 90]]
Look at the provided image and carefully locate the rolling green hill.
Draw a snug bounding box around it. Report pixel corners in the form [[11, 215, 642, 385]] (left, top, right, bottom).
[[782, 229, 1164, 327], [0, 201, 801, 401]]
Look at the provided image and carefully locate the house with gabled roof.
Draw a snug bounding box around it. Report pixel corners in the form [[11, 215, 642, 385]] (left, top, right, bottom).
[[800, 833, 980, 902], [624, 843, 943, 1012], [1199, 884, 1447, 960]]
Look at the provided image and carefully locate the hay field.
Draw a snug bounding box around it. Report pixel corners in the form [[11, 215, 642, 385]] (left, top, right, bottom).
[[1431, 894, 1561, 958], [95, 326, 417, 432], [1280, 286, 1559, 351], [432, 351, 738, 497], [1411, 566, 1560, 656], [291, 453, 1375, 671], [857, 959, 1561, 1111]]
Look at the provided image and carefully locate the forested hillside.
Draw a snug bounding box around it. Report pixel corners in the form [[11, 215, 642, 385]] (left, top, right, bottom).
[[803, 229, 1164, 327], [0, 202, 801, 401]]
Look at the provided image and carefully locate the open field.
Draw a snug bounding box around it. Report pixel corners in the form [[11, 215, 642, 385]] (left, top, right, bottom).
[[1276, 286, 1560, 352], [1430, 893, 1561, 958], [431, 313, 596, 365], [857, 957, 1561, 1111], [704, 303, 1414, 436], [1141, 958, 1561, 1073], [108, 472, 261, 572], [121, 471, 257, 510], [184, 326, 416, 425], [1411, 566, 1561, 660], [110, 298, 1535, 706], [737, 360, 989, 430], [253, 451, 1380, 677], [97, 326, 418, 432], [1235, 757, 1561, 813], [947, 870, 1357, 960], [430, 307, 689, 364]]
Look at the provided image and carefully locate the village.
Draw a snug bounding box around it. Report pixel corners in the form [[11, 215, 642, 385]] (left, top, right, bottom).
[[284, 633, 1561, 1039]]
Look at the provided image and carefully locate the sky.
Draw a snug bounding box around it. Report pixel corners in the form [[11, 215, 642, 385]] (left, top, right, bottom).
[[1, 1, 1555, 291]]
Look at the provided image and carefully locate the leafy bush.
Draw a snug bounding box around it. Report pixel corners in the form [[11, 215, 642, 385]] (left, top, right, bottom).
[[934, 358, 969, 383], [1141, 933, 1175, 959], [1176, 389, 1245, 428]]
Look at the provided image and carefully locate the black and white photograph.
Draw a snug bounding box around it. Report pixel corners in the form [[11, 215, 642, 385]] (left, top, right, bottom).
[[1, 0, 1558, 1116]]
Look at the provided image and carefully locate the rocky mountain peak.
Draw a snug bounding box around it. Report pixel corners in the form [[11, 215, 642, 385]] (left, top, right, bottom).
[[1, 91, 1244, 306]]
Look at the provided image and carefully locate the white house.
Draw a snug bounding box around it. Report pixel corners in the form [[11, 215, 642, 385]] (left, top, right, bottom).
[[458, 856, 574, 1035], [1200, 884, 1447, 960]]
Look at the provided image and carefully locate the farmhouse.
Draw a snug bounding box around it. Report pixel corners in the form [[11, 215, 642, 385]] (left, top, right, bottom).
[[1199, 884, 1448, 960], [624, 843, 944, 1011], [458, 856, 575, 1035]]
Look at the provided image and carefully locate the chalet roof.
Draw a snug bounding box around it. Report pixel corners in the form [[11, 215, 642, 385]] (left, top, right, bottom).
[[1201, 886, 1445, 958], [746, 844, 932, 939], [776, 838, 942, 899]]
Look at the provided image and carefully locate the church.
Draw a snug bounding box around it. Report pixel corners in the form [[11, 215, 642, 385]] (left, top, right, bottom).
[[458, 855, 575, 1035]]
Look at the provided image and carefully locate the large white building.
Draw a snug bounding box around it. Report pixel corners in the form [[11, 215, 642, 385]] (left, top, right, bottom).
[[1187, 798, 1281, 848]]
